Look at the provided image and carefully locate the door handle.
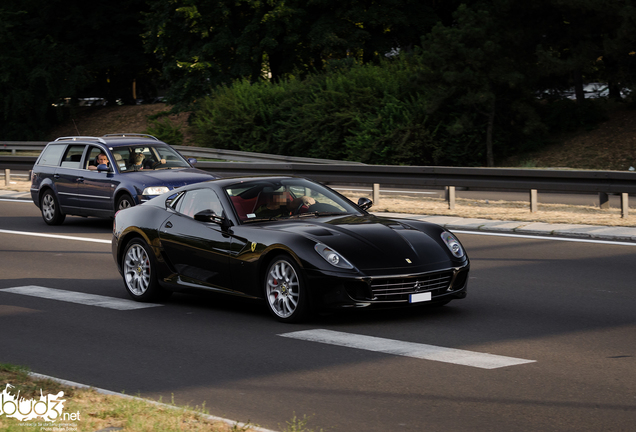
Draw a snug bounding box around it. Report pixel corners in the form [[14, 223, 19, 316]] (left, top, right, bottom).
[[165, 221, 173, 228], [76, 178, 84, 183], [53, 174, 60, 179]]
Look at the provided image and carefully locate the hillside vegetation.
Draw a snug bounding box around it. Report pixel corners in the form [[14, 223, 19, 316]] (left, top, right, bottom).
[[47, 102, 636, 172]]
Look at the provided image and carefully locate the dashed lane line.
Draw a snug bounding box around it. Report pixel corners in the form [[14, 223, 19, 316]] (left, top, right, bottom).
[[1, 286, 162, 310], [0, 228, 110, 244], [280, 329, 536, 369]]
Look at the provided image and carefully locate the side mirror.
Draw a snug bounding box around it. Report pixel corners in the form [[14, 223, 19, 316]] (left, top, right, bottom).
[[194, 209, 232, 228], [188, 158, 197, 166], [96, 163, 111, 172], [357, 197, 373, 211]]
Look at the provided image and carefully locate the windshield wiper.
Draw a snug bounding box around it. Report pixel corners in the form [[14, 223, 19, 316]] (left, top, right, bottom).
[[242, 216, 279, 223], [290, 211, 347, 218]]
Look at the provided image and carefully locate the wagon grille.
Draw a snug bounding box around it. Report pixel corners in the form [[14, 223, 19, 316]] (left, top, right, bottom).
[[370, 271, 453, 301]]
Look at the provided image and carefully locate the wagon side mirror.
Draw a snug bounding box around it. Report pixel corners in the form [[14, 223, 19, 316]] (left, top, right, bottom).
[[357, 197, 373, 211], [96, 163, 112, 172]]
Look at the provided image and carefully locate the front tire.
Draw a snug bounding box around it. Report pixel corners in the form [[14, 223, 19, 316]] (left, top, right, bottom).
[[116, 194, 135, 212], [122, 238, 170, 302], [264, 255, 308, 323], [40, 190, 66, 225]]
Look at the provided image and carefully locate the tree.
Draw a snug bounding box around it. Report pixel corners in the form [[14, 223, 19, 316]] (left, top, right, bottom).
[[143, 0, 458, 109], [534, 0, 631, 102], [0, 0, 159, 139], [417, 3, 539, 166]]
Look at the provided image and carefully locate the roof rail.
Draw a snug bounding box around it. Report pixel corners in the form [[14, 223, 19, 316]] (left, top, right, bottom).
[[54, 136, 107, 144], [103, 133, 159, 141]]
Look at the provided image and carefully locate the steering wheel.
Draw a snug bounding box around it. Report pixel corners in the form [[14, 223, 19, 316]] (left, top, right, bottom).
[[292, 199, 317, 215]]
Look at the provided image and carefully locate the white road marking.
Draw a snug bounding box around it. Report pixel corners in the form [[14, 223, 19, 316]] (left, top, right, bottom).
[[1, 286, 162, 310], [0, 228, 110, 244], [279, 329, 535, 369], [0, 198, 31, 203], [452, 230, 636, 246]]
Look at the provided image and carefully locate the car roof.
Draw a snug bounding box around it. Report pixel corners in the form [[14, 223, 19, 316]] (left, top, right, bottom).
[[50, 134, 167, 148]]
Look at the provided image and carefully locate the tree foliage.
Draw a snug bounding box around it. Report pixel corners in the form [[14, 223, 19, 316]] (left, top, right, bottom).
[[0, 0, 158, 140], [143, 0, 458, 108], [2, 0, 636, 166]]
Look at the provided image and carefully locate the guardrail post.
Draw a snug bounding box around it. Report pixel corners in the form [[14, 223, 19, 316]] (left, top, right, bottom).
[[621, 193, 629, 218], [4, 169, 9, 186], [599, 192, 610, 209], [530, 189, 538, 213], [447, 186, 456, 210], [373, 183, 380, 206]]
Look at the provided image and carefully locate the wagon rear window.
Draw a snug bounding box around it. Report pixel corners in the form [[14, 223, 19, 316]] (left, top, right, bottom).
[[37, 144, 66, 166]]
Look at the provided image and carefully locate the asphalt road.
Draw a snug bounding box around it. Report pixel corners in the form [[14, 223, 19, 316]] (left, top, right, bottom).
[[1, 199, 635, 431]]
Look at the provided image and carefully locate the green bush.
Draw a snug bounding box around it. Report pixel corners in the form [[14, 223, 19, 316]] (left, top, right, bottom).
[[145, 116, 184, 146], [191, 56, 583, 167]]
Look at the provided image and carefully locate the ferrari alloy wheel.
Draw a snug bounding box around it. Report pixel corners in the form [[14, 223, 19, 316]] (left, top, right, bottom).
[[265, 256, 308, 323], [122, 239, 168, 301], [40, 190, 66, 225]]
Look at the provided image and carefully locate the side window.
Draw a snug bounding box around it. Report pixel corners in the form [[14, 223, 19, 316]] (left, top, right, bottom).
[[175, 189, 223, 219], [37, 144, 66, 166], [85, 146, 106, 169], [60, 145, 87, 168]]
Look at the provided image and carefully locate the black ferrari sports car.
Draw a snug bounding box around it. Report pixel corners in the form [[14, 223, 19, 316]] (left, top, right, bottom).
[[112, 176, 469, 322]]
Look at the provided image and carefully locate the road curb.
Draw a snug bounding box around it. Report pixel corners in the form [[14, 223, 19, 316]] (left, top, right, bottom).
[[28, 372, 278, 432]]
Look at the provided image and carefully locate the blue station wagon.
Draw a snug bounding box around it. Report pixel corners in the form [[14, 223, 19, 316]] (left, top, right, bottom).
[[30, 134, 219, 225]]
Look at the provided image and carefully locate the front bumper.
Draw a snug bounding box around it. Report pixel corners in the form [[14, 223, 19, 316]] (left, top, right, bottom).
[[304, 262, 469, 311]]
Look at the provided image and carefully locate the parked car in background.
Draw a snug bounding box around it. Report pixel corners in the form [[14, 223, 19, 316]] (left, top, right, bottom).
[[112, 176, 470, 322], [30, 134, 219, 225]]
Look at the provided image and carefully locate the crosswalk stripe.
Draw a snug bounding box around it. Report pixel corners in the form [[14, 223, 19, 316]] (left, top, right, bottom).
[[280, 329, 535, 369], [1, 286, 162, 310]]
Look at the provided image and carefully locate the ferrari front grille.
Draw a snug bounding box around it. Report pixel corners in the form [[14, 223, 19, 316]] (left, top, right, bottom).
[[370, 271, 453, 301]]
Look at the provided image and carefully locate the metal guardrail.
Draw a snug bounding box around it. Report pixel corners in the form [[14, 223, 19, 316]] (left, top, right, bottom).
[[1, 141, 634, 217], [172, 145, 364, 164], [0, 141, 363, 164]]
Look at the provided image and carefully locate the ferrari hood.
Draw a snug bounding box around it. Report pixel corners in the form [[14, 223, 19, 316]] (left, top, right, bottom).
[[271, 215, 453, 272]]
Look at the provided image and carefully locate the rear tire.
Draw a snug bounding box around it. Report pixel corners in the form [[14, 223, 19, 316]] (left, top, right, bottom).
[[40, 190, 66, 225], [122, 238, 171, 302]]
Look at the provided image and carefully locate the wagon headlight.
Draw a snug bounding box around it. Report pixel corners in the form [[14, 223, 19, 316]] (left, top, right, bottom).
[[143, 186, 170, 195], [441, 231, 464, 258], [314, 243, 354, 269]]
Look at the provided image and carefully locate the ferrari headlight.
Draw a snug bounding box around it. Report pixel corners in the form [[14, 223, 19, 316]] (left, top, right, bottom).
[[142, 186, 170, 196], [441, 231, 464, 258], [314, 243, 354, 269]]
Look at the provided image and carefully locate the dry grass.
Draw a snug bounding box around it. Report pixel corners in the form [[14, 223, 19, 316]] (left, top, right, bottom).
[[341, 192, 636, 227], [0, 365, 266, 432]]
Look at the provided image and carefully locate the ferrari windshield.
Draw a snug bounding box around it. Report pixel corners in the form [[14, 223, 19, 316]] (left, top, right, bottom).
[[111, 144, 190, 172], [224, 178, 361, 222]]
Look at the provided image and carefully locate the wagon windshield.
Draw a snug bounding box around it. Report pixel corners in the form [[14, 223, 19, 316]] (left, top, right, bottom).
[[224, 178, 361, 223], [111, 145, 190, 172]]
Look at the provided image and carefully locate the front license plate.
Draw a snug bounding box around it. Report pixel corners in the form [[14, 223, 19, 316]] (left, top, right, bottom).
[[409, 292, 432, 303]]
